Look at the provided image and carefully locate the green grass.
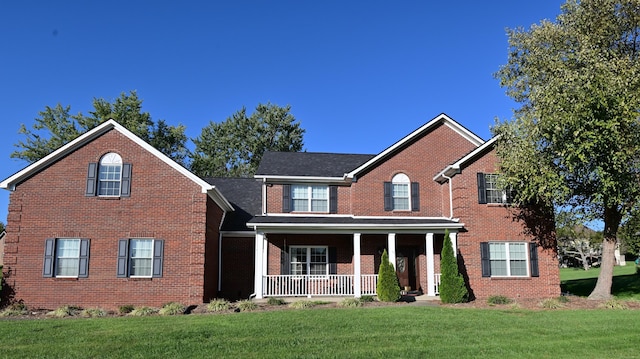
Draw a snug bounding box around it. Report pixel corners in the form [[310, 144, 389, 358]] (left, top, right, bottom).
[[1, 307, 639, 358], [560, 264, 640, 299]]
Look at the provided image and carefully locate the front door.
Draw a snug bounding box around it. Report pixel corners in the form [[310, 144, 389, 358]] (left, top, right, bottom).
[[396, 247, 420, 292]]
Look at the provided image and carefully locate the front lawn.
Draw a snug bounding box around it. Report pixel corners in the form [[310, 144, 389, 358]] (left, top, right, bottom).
[[2, 306, 639, 358], [560, 264, 640, 299]]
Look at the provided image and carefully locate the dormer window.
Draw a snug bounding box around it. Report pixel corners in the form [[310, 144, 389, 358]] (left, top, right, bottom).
[[384, 174, 420, 212], [85, 153, 132, 197]]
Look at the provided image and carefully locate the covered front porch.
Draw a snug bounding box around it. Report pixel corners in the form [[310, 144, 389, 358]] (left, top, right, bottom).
[[249, 217, 462, 299]]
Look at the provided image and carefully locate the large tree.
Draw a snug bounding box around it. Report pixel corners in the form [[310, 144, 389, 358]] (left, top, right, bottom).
[[191, 103, 304, 177], [493, 0, 640, 299], [12, 91, 189, 166]]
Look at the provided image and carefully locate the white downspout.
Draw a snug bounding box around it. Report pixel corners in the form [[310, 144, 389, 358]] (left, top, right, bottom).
[[442, 173, 454, 219]]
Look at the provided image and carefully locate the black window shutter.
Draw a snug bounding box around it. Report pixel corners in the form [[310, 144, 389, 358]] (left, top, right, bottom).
[[529, 242, 539, 277], [85, 163, 98, 196], [280, 246, 290, 275], [480, 242, 491, 277], [152, 240, 164, 278], [328, 247, 337, 275], [383, 182, 392, 211], [411, 182, 420, 211], [329, 186, 338, 213], [43, 238, 55, 277], [78, 239, 90, 278], [282, 184, 291, 213], [477, 173, 487, 204], [121, 163, 132, 197], [117, 239, 129, 277]]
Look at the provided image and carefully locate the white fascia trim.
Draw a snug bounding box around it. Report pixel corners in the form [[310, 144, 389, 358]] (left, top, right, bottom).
[[249, 222, 465, 233], [254, 175, 352, 184], [346, 114, 485, 179], [433, 136, 500, 183], [262, 213, 460, 222]]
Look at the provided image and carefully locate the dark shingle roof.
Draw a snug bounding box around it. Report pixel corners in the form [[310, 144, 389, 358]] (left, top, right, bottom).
[[256, 152, 375, 177], [204, 177, 262, 231]]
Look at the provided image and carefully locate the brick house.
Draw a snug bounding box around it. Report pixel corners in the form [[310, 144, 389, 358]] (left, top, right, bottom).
[[0, 114, 559, 309]]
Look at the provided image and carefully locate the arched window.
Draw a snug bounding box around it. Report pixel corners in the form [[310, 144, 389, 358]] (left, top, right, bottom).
[[391, 173, 410, 210], [98, 152, 123, 196]]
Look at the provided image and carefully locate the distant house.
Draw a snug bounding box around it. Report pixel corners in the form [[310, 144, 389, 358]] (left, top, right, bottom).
[[0, 115, 560, 310]]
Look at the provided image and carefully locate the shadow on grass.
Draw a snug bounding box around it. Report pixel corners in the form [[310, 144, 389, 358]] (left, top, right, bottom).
[[562, 273, 640, 298]]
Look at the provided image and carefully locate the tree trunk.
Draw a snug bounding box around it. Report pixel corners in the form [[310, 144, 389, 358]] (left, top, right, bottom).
[[588, 206, 621, 300]]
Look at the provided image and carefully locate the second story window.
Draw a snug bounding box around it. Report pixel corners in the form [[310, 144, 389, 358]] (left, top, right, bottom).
[[98, 153, 123, 196], [384, 174, 420, 212], [477, 173, 513, 204], [292, 185, 328, 212]]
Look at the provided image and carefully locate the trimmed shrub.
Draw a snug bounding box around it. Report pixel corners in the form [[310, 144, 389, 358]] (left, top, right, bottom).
[[376, 249, 400, 302], [338, 298, 363, 307], [438, 230, 468, 303], [129, 306, 158, 316], [0, 302, 27, 317], [207, 299, 231, 312], [81, 308, 108, 317], [539, 298, 565, 309], [159, 302, 185, 316], [487, 295, 512, 305], [266, 297, 286, 306], [599, 299, 629, 310], [47, 305, 81, 318], [118, 305, 135, 314], [236, 300, 258, 312]]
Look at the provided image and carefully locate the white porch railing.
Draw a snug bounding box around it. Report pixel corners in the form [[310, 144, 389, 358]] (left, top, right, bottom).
[[263, 274, 379, 297]]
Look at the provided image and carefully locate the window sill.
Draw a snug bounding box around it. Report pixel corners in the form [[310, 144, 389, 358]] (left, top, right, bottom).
[[126, 277, 153, 281], [489, 276, 531, 280], [97, 196, 121, 200], [51, 277, 79, 281]]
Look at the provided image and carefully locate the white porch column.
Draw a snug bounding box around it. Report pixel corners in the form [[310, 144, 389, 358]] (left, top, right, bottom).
[[353, 233, 362, 298], [387, 233, 397, 269], [449, 231, 458, 258], [254, 232, 265, 299], [426, 233, 435, 296]]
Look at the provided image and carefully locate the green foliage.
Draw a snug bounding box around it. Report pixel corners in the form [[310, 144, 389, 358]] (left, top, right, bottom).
[[190, 102, 305, 177], [376, 249, 400, 302], [487, 295, 513, 305], [438, 231, 468, 303], [236, 300, 258, 312], [118, 305, 135, 314], [207, 299, 231, 312], [359, 295, 375, 303], [0, 221, 5, 232], [13, 91, 189, 166], [288, 300, 317, 309], [266, 297, 286, 306], [338, 298, 363, 307], [493, 0, 640, 299], [0, 302, 27, 317], [159, 302, 185, 316], [47, 305, 81, 317], [80, 308, 108, 318], [539, 298, 565, 309], [599, 299, 629, 310], [128, 306, 158, 316]]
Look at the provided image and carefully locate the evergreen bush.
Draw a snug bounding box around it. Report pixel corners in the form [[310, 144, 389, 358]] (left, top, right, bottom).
[[376, 249, 400, 302], [439, 230, 468, 303]]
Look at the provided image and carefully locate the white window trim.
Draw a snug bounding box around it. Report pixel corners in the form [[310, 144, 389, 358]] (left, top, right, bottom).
[[291, 185, 329, 213], [489, 242, 529, 277], [98, 152, 123, 197], [129, 238, 154, 278], [290, 245, 329, 276], [485, 174, 511, 204], [392, 173, 411, 211], [55, 238, 81, 278]]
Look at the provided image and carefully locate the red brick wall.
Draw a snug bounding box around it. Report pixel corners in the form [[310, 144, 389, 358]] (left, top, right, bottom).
[[351, 123, 477, 217], [3, 129, 218, 310], [220, 236, 255, 301], [451, 149, 560, 299]]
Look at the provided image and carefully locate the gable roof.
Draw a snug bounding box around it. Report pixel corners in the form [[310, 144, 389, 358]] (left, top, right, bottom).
[[255, 152, 375, 182], [204, 177, 262, 231], [433, 136, 499, 183], [0, 119, 233, 212], [347, 113, 485, 179]]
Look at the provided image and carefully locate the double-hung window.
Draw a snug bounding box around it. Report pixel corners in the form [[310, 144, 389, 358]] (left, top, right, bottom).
[[290, 246, 328, 276], [291, 185, 328, 212], [384, 174, 420, 211], [117, 238, 164, 278], [477, 173, 513, 204], [43, 238, 90, 278], [481, 242, 539, 277], [85, 152, 132, 197]]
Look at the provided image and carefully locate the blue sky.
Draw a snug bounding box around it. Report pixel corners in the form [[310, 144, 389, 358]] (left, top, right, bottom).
[[0, 1, 566, 224]]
